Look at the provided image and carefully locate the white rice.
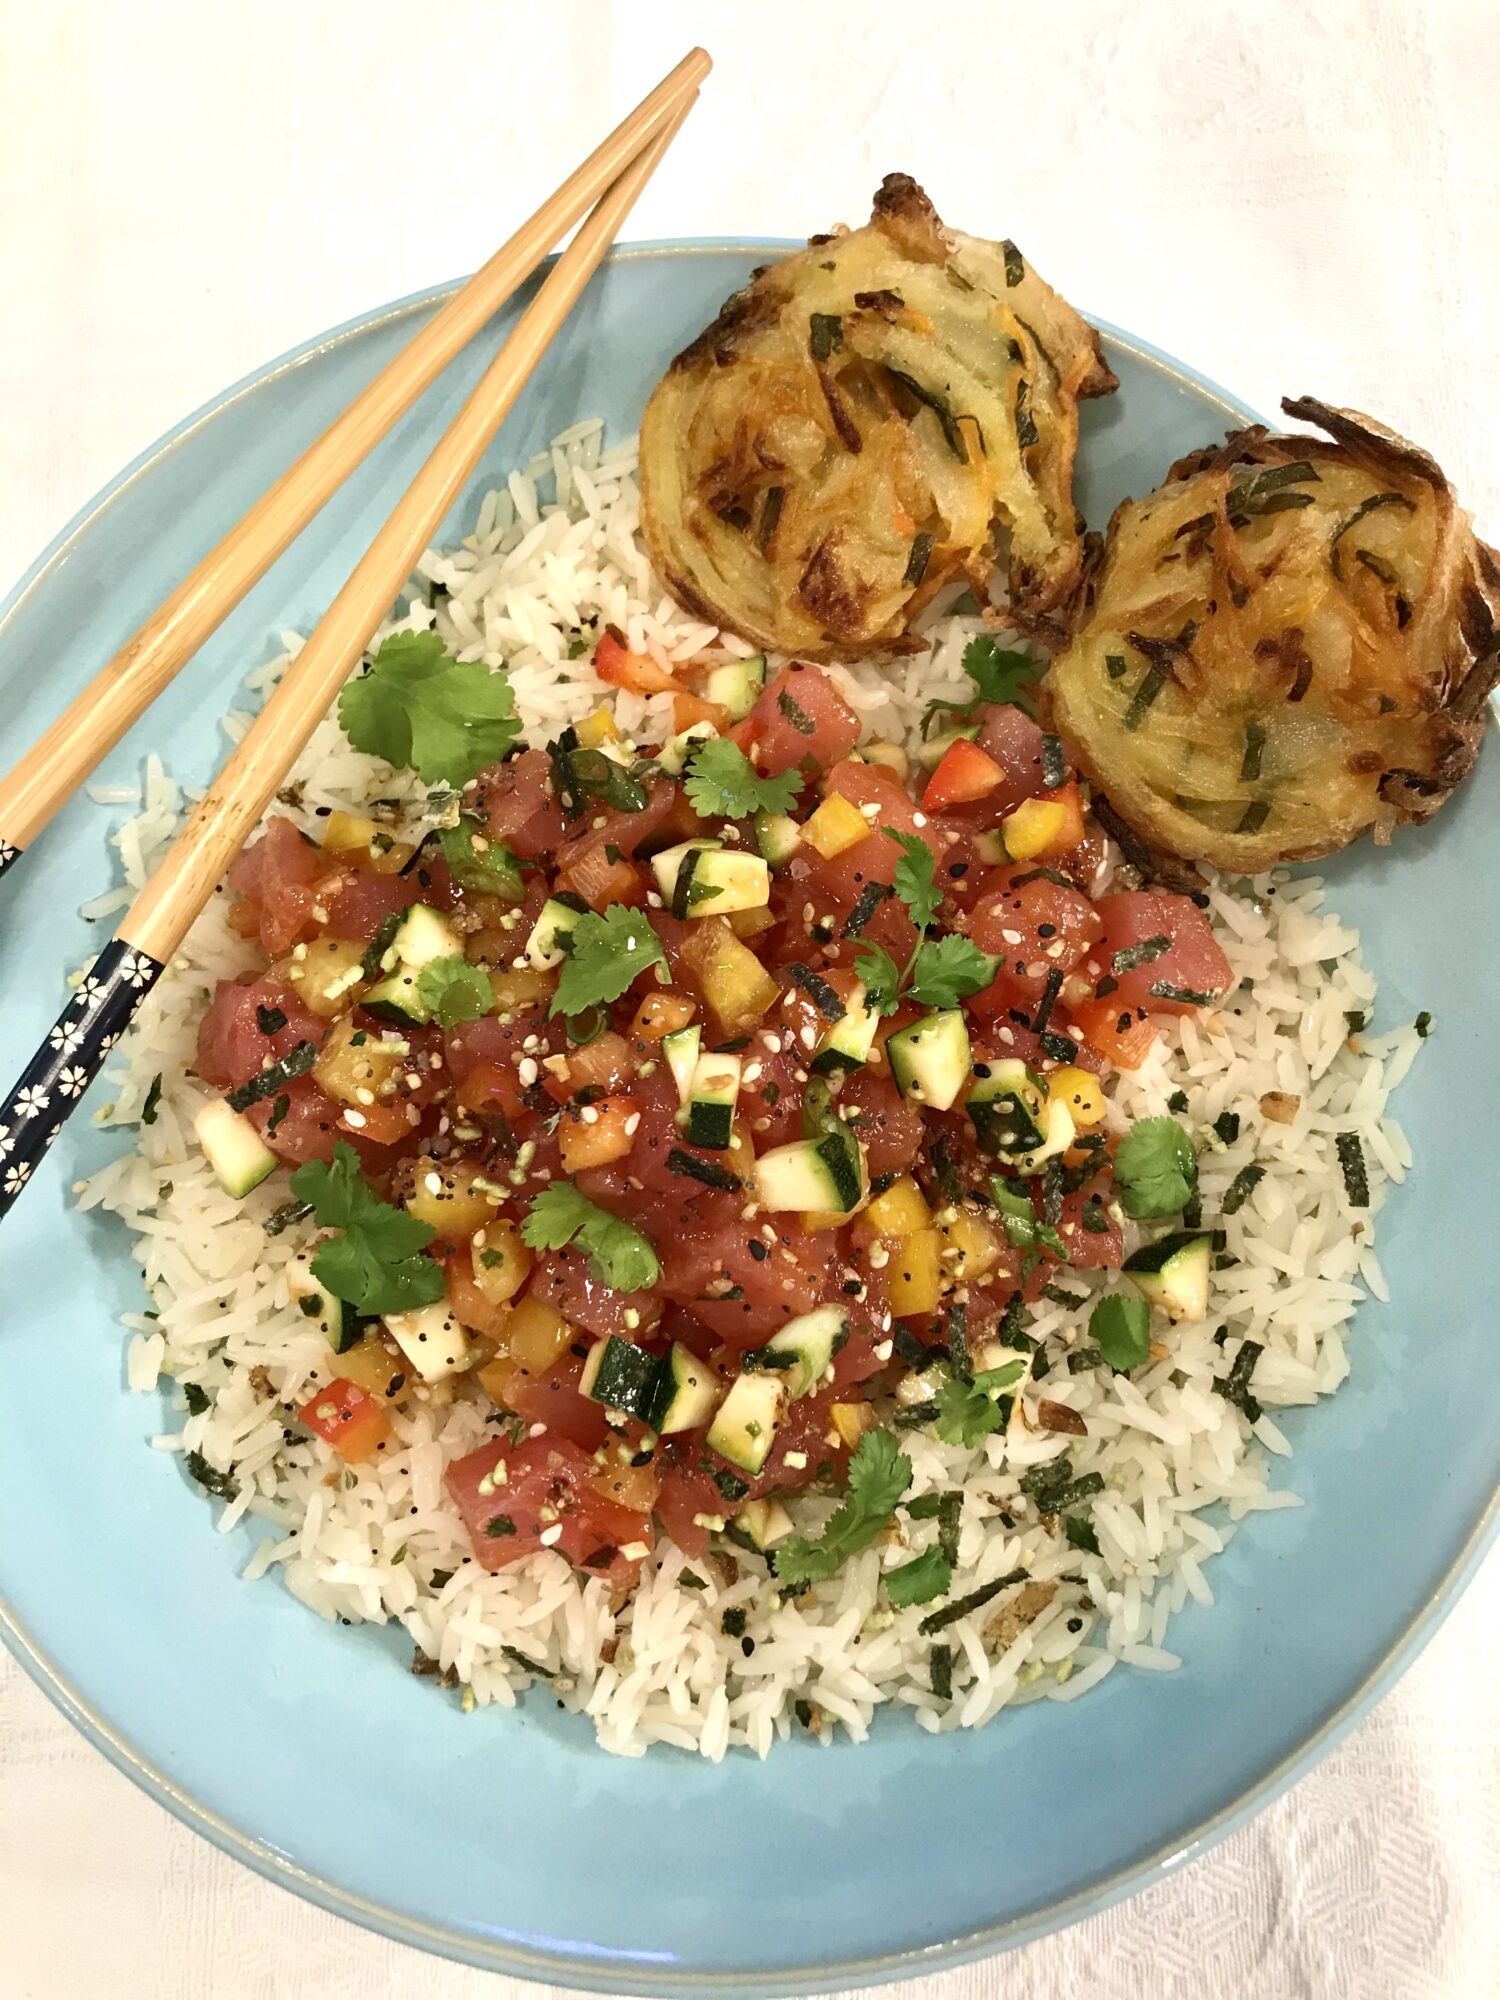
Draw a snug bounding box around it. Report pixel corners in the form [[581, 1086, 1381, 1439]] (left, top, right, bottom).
[[77, 422, 1423, 1758]]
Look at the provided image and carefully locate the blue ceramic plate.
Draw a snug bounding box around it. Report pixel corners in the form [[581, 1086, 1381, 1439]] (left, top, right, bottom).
[[0, 244, 1495, 1995]]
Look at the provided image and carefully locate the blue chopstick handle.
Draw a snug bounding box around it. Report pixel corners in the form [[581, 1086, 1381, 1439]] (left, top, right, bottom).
[[0, 936, 164, 1220], [0, 835, 20, 880]]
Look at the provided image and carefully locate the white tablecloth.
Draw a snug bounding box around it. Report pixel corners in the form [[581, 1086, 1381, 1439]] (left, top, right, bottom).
[[1, 3, 1496, 1994]]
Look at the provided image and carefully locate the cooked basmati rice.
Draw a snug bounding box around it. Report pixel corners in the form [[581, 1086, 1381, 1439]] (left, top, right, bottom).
[[78, 421, 1421, 1758]]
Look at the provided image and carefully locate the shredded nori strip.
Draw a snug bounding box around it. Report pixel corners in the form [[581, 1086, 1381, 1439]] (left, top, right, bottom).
[[713, 1468, 750, 1503], [1215, 1338, 1264, 1423], [1220, 1163, 1265, 1215], [266, 1092, 291, 1138], [1336, 1130, 1370, 1208], [1237, 799, 1271, 836], [1105, 653, 1128, 680], [1240, 720, 1267, 782], [1415, 1010, 1433, 1037], [1068, 1345, 1105, 1374], [809, 312, 843, 362], [937, 1490, 963, 1565], [185, 1450, 238, 1501], [892, 1324, 929, 1370], [1038, 1030, 1075, 1064], [502, 1645, 555, 1680], [1041, 734, 1066, 789], [679, 1568, 707, 1590], [1001, 239, 1024, 287], [182, 1382, 210, 1416], [256, 1004, 288, 1036], [776, 688, 817, 735], [893, 1402, 941, 1429], [1111, 934, 1171, 975], [1080, 1199, 1109, 1234], [1213, 1111, 1241, 1145], [265, 1198, 313, 1238], [919, 1569, 1027, 1635], [1040, 1158, 1065, 1228], [1032, 966, 1064, 1035], [903, 531, 934, 587], [946, 1301, 971, 1383], [842, 880, 893, 938], [786, 962, 845, 1022], [1122, 666, 1166, 731], [1329, 491, 1414, 578], [1148, 979, 1218, 1006], [226, 1041, 317, 1112], [1345, 1010, 1368, 1034], [666, 1148, 742, 1193], [484, 1514, 517, 1537], [930, 1643, 955, 1699], [721, 1606, 748, 1637], [1014, 378, 1039, 450], [360, 908, 406, 981], [758, 484, 785, 553], [931, 1138, 962, 1205]]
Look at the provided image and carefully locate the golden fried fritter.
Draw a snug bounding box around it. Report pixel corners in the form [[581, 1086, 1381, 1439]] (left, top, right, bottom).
[[1047, 397, 1500, 871], [639, 175, 1116, 660]]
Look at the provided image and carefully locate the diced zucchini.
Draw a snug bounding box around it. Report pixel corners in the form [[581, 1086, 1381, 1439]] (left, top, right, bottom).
[[754, 810, 803, 868], [195, 1098, 278, 1199], [657, 1343, 721, 1434], [662, 1024, 701, 1107], [657, 720, 719, 776], [384, 1302, 472, 1382], [362, 963, 428, 1025], [654, 840, 770, 919], [754, 1125, 865, 1214], [686, 1049, 742, 1150], [525, 895, 585, 972], [968, 1061, 1077, 1171], [734, 1496, 794, 1549], [581, 1336, 666, 1424], [971, 829, 1007, 865], [287, 1251, 360, 1353], [886, 1010, 972, 1111], [968, 1059, 1046, 1156], [1123, 1232, 1212, 1322], [755, 1304, 847, 1399], [705, 654, 766, 721], [707, 1372, 786, 1475], [810, 981, 880, 1075], [387, 904, 460, 971], [439, 818, 522, 897], [916, 723, 980, 773]]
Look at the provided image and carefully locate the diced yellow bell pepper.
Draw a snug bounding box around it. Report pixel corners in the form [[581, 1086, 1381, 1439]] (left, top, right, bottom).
[[830, 1401, 877, 1450], [323, 809, 378, 853], [277, 935, 368, 1017], [727, 906, 778, 940], [857, 1173, 931, 1242], [1046, 1064, 1107, 1127], [337, 1335, 409, 1401], [399, 1156, 505, 1241], [313, 1013, 407, 1108], [1001, 797, 1070, 861], [680, 917, 779, 1033], [802, 791, 871, 860], [503, 1296, 570, 1373], [882, 1228, 944, 1317], [574, 704, 622, 748], [476, 1355, 518, 1407], [801, 1208, 851, 1234], [937, 1207, 1003, 1282], [471, 1220, 533, 1306], [489, 965, 555, 1014]]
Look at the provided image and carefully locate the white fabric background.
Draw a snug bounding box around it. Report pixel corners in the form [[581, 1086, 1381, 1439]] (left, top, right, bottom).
[[1, 2, 1496, 1994]]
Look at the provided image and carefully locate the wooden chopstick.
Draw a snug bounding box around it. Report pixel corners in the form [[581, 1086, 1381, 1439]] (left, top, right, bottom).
[[0, 45, 709, 883], [0, 86, 700, 1222]]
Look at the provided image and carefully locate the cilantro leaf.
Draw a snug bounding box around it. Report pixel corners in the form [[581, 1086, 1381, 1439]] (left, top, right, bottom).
[[290, 1141, 445, 1315], [885, 830, 941, 933], [921, 634, 1041, 737], [1113, 1116, 1197, 1218], [988, 1176, 1068, 1260], [932, 1359, 1028, 1447], [853, 941, 903, 1016], [682, 738, 803, 820], [339, 630, 520, 785], [415, 954, 494, 1028], [908, 935, 1001, 1007], [886, 1546, 952, 1608], [521, 1182, 660, 1291], [548, 906, 665, 1018], [773, 1428, 912, 1587], [1089, 1293, 1151, 1371]]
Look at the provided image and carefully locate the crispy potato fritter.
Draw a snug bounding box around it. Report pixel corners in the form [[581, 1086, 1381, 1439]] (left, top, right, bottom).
[[1048, 397, 1500, 869], [640, 175, 1116, 659]]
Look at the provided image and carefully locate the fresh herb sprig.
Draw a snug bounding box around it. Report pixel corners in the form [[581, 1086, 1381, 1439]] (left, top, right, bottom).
[[290, 1141, 446, 1315], [339, 630, 520, 785], [921, 633, 1041, 739], [773, 1429, 912, 1588], [521, 1182, 660, 1291]]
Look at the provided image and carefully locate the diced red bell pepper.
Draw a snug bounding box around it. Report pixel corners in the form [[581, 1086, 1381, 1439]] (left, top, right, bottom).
[[299, 1378, 392, 1464], [594, 628, 678, 694], [921, 737, 1005, 812]]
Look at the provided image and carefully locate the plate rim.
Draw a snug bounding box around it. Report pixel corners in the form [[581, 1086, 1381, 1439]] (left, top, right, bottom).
[[1, 237, 1495, 1996]]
